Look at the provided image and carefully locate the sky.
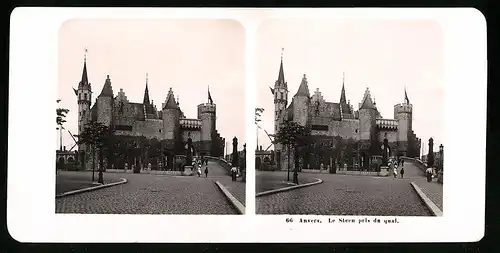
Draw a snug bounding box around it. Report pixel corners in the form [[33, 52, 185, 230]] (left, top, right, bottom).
[[58, 19, 245, 151], [256, 19, 444, 154]]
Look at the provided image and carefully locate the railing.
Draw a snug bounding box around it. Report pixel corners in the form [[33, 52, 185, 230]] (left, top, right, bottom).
[[401, 156, 427, 172], [205, 156, 232, 175]]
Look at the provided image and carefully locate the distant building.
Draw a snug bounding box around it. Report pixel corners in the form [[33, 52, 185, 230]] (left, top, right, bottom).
[[255, 145, 273, 170], [56, 146, 78, 170], [74, 55, 225, 170], [271, 54, 421, 171]]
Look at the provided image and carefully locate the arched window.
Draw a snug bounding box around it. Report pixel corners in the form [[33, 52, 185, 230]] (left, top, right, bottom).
[[84, 93, 87, 100]]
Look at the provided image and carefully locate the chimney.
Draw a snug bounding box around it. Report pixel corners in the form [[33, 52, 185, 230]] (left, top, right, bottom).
[[63, 146, 66, 151], [260, 145, 263, 151]]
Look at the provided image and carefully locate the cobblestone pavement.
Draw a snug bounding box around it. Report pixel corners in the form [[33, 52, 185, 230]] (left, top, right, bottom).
[[56, 171, 122, 195], [56, 161, 238, 214], [256, 171, 317, 194], [256, 168, 433, 216]]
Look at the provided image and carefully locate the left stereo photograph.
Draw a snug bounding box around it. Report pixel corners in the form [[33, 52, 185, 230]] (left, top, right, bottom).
[[55, 19, 246, 215]]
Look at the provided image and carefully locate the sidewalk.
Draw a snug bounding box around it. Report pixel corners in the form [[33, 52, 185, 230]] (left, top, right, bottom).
[[411, 178, 443, 211], [256, 171, 317, 194], [56, 171, 123, 195], [216, 177, 246, 206]]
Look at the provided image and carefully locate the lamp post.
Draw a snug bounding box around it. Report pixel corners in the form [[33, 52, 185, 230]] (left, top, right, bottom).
[[439, 144, 444, 171]]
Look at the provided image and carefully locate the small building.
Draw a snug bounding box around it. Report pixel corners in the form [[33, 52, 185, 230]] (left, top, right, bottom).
[[255, 146, 273, 170], [56, 146, 78, 170]]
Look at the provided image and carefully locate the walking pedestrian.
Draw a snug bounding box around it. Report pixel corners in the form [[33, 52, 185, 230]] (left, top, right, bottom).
[[393, 168, 398, 178], [400, 167, 405, 178], [204, 166, 208, 178], [425, 167, 433, 182], [231, 167, 237, 181]]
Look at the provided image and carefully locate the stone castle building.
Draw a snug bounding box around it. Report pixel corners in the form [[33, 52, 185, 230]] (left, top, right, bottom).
[[271, 55, 421, 171], [75, 56, 225, 170]]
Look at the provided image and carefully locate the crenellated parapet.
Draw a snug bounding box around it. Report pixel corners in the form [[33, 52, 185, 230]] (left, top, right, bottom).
[[180, 118, 202, 129], [376, 119, 398, 130], [198, 103, 216, 114], [394, 103, 413, 116]]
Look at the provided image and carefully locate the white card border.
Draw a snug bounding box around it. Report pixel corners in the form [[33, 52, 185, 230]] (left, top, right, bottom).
[[8, 7, 486, 243]]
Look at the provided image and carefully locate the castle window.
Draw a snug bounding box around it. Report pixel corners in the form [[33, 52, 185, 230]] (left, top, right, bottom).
[[159, 129, 162, 133], [311, 125, 328, 131], [84, 93, 87, 100], [355, 129, 358, 133], [114, 125, 133, 131]]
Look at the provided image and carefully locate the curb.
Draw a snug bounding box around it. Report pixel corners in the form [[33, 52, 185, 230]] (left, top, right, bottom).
[[214, 181, 245, 214], [410, 182, 443, 216], [256, 178, 323, 197], [56, 178, 128, 198]]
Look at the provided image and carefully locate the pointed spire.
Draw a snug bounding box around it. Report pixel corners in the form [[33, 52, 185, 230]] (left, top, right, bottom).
[[276, 48, 286, 88], [143, 73, 151, 105], [295, 73, 310, 97], [98, 75, 114, 97], [340, 72, 347, 104], [79, 48, 89, 88]]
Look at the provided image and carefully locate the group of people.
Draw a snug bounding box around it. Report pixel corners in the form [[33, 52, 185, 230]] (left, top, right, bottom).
[[391, 158, 405, 179], [195, 157, 210, 178]]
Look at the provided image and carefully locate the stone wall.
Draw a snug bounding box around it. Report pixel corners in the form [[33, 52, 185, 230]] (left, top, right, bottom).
[[293, 97, 309, 126], [97, 97, 113, 127], [181, 130, 201, 142], [310, 118, 360, 140], [377, 130, 398, 143], [113, 117, 164, 140]]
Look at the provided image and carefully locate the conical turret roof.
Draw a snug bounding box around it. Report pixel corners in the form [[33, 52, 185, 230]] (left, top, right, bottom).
[[78, 59, 90, 88], [98, 75, 114, 98], [359, 87, 376, 110], [294, 74, 310, 97], [163, 88, 179, 110]]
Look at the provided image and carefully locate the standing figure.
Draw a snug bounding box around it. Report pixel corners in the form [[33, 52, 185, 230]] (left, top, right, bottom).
[[425, 167, 433, 182], [393, 167, 398, 178], [197, 164, 202, 177], [204, 166, 208, 178], [400, 167, 405, 178], [231, 166, 237, 181]]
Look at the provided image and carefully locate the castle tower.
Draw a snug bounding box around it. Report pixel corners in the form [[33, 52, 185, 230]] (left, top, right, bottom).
[[96, 75, 114, 127], [162, 88, 180, 142], [197, 91, 216, 155], [273, 49, 289, 133], [358, 88, 378, 168], [394, 88, 413, 156], [292, 74, 311, 127], [77, 52, 92, 152]]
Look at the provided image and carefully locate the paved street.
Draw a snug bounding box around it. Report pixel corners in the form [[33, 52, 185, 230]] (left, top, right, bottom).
[[256, 162, 442, 216], [56, 161, 243, 214]]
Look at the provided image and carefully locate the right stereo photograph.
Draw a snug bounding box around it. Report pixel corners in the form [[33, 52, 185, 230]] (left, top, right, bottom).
[[254, 18, 444, 216]]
